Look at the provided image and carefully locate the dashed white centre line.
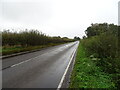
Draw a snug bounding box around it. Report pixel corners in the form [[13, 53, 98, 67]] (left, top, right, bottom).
[[7, 43, 75, 69], [10, 55, 41, 68]]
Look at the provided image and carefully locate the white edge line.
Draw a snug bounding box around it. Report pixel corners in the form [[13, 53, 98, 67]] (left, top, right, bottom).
[[57, 46, 77, 89]]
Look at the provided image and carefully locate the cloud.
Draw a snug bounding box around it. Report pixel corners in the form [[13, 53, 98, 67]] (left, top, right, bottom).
[[0, 0, 119, 38]]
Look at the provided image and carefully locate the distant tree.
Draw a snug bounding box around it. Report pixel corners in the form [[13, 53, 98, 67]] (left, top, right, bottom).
[[74, 36, 80, 40], [58, 36, 61, 38], [82, 36, 86, 39]]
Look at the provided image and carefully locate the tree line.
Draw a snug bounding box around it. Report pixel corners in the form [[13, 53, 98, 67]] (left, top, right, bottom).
[[2, 29, 74, 46]]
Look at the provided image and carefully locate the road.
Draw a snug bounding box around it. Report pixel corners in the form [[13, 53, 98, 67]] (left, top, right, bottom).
[[2, 41, 79, 88]]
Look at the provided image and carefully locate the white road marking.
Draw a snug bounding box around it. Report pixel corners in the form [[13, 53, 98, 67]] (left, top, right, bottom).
[[57, 44, 78, 89], [7, 43, 75, 69], [10, 55, 41, 68]]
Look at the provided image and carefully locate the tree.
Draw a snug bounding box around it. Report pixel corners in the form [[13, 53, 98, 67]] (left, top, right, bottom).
[[74, 36, 80, 40], [85, 23, 110, 37], [82, 36, 86, 39]]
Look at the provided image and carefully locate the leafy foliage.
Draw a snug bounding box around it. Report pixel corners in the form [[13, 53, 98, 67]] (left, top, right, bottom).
[[2, 29, 74, 46], [74, 36, 80, 40], [70, 44, 115, 88], [85, 23, 118, 38], [82, 23, 120, 88]]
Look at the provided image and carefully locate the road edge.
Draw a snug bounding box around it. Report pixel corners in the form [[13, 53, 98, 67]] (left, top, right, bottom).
[[57, 42, 79, 89], [1, 43, 70, 59], [1, 48, 43, 59]]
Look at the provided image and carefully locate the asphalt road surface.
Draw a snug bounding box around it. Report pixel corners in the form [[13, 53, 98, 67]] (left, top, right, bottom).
[[2, 41, 79, 88]]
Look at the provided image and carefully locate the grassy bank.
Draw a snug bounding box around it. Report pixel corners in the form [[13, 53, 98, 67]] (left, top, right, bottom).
[[2, 43, 65, 56], [69, 43, 115, 88]]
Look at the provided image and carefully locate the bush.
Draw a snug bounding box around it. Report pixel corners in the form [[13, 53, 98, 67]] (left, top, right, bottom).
[[81, 23, 120, 88], [2, 30, 74, 46], [82, 33, 117, 58]]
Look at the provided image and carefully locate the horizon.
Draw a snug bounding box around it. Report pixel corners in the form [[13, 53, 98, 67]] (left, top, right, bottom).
[[0, 0, 119, 38]]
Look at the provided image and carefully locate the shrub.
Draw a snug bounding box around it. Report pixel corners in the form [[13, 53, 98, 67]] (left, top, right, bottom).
[[2, 30, 74, 46], [82, 23, 120, 88]]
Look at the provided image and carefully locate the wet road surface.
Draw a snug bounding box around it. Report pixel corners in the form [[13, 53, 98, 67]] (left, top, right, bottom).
[[2, 41, 79, 88]]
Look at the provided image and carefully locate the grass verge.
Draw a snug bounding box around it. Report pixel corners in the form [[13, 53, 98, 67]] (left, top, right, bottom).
[[2, 43, 65, 56], [69, 43, 115, 88]]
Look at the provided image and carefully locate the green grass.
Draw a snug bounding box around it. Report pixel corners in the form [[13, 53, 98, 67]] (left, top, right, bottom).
[[2, 43, 65, 56], [69, 43, 116, 88]]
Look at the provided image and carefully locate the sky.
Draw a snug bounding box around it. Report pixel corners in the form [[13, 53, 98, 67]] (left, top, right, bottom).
[[0, 0, 119, 38], [119, 1, 120, 25]]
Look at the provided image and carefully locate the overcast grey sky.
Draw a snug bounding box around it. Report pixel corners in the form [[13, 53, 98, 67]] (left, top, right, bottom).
[[0, 0, 119, 38]]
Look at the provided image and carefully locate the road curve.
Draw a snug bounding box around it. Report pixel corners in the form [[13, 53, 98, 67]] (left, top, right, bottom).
[[2, 41, 79, 88]]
